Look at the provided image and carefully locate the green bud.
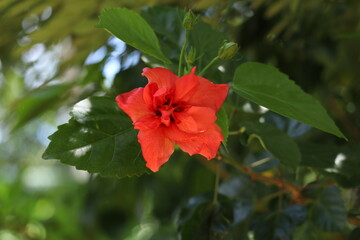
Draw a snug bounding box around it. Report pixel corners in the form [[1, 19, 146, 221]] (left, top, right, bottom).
[[218, 42, 238, 60], [183, 10, 197, 30], [185, 47, 196, 65]]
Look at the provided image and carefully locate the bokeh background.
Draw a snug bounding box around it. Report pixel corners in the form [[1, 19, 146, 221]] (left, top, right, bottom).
[[0, 0, 359, 239]]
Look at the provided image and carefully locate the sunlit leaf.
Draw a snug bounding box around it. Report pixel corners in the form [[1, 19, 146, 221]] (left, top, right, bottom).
[[43, 96, 150, 178], [97, 8, 170, 64], [233, 62, 346, 139]]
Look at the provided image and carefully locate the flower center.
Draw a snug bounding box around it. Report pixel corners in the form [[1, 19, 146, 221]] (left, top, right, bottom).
[[155, 102, 183, 126]]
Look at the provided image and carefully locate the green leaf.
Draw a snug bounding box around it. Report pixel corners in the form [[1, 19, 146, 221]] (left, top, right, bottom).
[[322, 146, 360, 188], [180, 201, 215, 240], [141, 6, 184, 67], [240, 122, 301, 170], [97, 8, 170, 64], [348, 228, 360, 240], [253, 205, 306, 239], [178, 194, 249, 240], [10, 84, 71, 131], [233, 62, 346, 139], [299, 142, 339, 169], [43, 96, 150, 178], [189, 19, 225, 71], [293, 222, 319, 240], [304, 185, 347, 232], [216, 107, 229, 145], [300, 144, 360, 187]]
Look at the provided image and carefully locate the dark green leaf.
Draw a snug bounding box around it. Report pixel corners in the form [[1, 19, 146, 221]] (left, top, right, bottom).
[[304, 185, 347, 232], [141, 6, 226, 74], [299, 142, 339, 169], [300, 144, 360, 187], [180, 201, 215, 240], [240, 122, 301, 170], [216, 107, 229, 145], [43, 96, 150, 178], [189, 20, 225, 71], [252, 205, 306, 240], [141, 6, 184, 68], [293, 222, 319, 240], [179, 194, 249, 240], [322, 146, 360, 188], [348, 228, 360, 240], [252, 211, 294, 240], [233, 62, 346, 139], [97, 8, 170, 64]]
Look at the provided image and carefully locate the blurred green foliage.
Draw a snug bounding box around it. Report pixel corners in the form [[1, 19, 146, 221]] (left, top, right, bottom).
[[0, 0, 360, 239]]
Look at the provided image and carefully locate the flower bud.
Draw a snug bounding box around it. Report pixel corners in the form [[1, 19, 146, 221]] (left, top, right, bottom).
[[185, 47, 196, 65], [218, 42, 238, 60], [183, 10, 197, 30]]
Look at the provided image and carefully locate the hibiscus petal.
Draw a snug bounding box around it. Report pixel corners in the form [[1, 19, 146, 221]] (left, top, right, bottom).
[[143, 82, 158, 106], [142, 67, 178, 88], [165, 123, 223, 160], [174, 68, 199, 102], [116, 88, 152, 122], [133, 115, 160, 130], [177, 124, 224, 160], [187, 76, 229, 112], [138, 128, 175, 172], [174, 106, 217, 133]]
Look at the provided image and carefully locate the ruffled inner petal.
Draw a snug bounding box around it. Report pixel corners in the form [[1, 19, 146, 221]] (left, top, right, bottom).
[[174, 106, 217, 133], [116, 88, 152, 122]]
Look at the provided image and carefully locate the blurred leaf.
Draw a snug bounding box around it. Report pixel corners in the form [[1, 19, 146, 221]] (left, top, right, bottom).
[[97, 8, 171, 64], [324, 146, 360, 188], [179, 194, 250, 240], [264, 112, 312, 138], [300, 144, 360, 187], [10, 84, 71, 131], [240, 122, 301, 170], [348, 228, 360, 240], [299, 142, 339, 169], [233, 62, 346, 139], [43, 96, 150, 178], [216, 107, 229, 145], [252, 205, 306, 240], [293, 221, 318, 240], [218, 176, 253, 199], [180, 201, 215, 240], [304, 185, 347, 232]]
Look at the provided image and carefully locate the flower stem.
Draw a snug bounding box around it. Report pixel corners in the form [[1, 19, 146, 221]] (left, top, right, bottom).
[[199, 56, 221, 76], [222, 156, 304, 203], [213, 161, 220, 205], [228, 129, 241, 135], [178, 31, 189, 76]]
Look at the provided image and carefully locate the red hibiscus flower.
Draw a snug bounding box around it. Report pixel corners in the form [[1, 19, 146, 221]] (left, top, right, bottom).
[[116, 67, 229, 172]]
